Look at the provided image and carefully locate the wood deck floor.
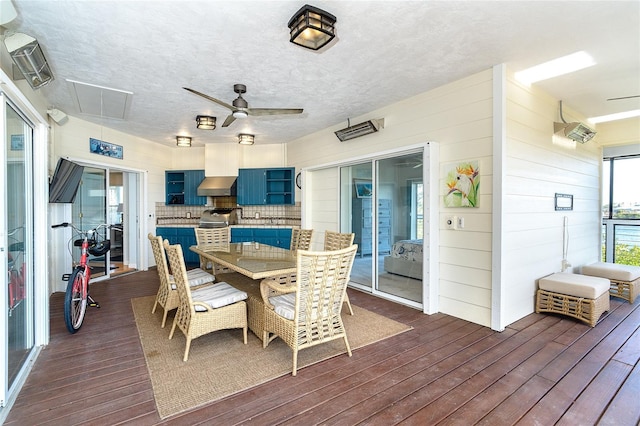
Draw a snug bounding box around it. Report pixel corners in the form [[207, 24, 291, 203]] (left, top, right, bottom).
[[5, 269, 640, 425]]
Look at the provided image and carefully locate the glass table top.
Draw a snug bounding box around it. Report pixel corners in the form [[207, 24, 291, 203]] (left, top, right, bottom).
[[190, 242, 297, 280]]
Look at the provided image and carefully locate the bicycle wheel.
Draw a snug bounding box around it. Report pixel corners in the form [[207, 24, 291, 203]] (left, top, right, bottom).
[[64, 268, 88, 333]]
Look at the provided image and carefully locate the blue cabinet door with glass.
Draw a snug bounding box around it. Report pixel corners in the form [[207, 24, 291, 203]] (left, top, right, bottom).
[[237, 167, 295, 205], [165, 170, 207, 205]]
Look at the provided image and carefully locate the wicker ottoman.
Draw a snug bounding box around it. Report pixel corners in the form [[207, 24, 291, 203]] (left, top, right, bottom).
[[536, 272, 610, 327], [581, 262, 640, 304]]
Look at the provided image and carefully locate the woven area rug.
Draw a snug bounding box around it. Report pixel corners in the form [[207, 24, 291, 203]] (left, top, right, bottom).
[[132, 286, 411, 419]]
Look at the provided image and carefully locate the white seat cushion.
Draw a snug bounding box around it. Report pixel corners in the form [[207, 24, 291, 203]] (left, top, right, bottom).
[[539, 272, 610, 299], [269, 293, 296, 320], [191, 281, 247, 311], [169, 268, 215, 289], [582, 262, 640, 282]]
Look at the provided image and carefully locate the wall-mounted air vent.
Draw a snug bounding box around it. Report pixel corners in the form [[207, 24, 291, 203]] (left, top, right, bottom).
[[335, 118, 384, 141]]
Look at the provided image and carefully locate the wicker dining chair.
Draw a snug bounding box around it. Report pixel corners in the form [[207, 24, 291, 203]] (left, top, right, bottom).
[[164, 240, 248, 361], [323, 230, 356, 315], [260, 244, 358, 375], [289, 228, 313, 251], [148, 233, 217, 327], [194, 227, 231, 275]]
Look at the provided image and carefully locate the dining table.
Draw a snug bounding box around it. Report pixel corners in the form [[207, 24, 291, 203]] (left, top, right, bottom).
[[189, 241, 297, 341], [189, 241, 297, 280]]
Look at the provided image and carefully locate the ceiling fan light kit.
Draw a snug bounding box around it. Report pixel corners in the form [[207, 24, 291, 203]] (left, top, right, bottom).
[[196, 115, 216, 130], [335, 118, 384, 142], [176, 136, 192, 147], [238, 133, 255, 145], [4, 32, 53, 89], [288, 4, 336, 50]]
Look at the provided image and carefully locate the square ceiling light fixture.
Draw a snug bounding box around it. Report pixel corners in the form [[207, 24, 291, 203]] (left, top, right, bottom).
[[4, 32, 53, 90], [288, 4, 336, 50], [176, 136, 192, 147], [196, 115, 216, 130], [238, 133, 255, 145]]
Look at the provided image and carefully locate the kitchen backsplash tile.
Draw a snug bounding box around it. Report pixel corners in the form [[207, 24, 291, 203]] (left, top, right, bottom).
[[155, 202, 301, 227]]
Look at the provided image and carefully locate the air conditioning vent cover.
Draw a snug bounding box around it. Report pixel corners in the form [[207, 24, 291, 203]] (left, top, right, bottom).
[[335, 119, 384, 141]]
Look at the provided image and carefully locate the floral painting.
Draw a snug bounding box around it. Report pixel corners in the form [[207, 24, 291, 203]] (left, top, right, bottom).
[[444, 161, 480, 207]]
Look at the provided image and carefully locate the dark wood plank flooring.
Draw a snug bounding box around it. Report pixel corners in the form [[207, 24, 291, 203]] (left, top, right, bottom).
[[5, 269, 640, 425]]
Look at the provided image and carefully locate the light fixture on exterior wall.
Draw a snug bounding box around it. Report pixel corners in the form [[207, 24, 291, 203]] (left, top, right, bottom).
[[238, 133, 255, 145], [288, 4, 336, 50], [554, 101, 597, 144], [3, 32, 54, 90], [196, 115, 216, 130], [176, 136, 192, 147]]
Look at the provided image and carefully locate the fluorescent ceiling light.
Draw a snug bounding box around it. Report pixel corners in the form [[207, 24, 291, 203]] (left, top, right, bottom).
[[515, 51, 596, 85], [589, 109, 640, 124]]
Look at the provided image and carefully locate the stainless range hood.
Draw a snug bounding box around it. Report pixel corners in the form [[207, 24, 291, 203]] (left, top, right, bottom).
[[196, 176, 237, 197]]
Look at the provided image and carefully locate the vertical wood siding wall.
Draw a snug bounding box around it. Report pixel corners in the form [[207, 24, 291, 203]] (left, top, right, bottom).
[[288, 69, 495, 326], [502, 75, 601, 326]]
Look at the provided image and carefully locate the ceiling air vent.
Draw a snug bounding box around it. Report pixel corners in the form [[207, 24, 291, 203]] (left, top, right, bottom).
[[335, 119, 384, 142]]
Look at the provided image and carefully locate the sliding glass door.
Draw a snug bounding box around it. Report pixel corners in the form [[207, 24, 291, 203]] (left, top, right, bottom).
[[342, 150, 425, 307], [3, 103, 35, 400]]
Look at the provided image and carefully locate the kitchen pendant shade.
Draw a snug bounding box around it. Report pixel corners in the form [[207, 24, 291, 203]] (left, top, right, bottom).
[[288, 4, 336, 50]]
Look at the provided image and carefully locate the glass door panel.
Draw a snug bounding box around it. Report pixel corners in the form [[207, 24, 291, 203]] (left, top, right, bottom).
[[72, 167, 108, 278], [5, 104, 34, 390], [376, 153, 424, 303], [342, 163, 373, 291]]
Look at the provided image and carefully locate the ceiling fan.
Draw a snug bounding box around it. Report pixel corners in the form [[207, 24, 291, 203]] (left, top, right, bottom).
[[183, 84, 303, 127]]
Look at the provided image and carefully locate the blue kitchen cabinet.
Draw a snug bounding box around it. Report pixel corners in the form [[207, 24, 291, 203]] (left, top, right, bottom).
[[165, 169, 207, 205], [237, 167, 295, 205], [156, 227, 199, 264], [265, 168, 295, 205], [237, 168, 266, 205], [231, 227, 292, 249]]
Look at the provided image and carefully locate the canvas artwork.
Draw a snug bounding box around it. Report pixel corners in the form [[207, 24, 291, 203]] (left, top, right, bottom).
[[444, 161, 480, 207], [90, 138, 123, 159]]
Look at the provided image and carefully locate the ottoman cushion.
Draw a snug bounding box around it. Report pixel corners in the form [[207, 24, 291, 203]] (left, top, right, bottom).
[[581, 262, 640, 282], [539, 272, 610, 299]]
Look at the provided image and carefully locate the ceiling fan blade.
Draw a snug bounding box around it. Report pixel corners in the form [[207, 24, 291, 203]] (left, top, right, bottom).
[[221, 114, 236, 127], [607, 95, 640, 101], [183, 87, 234, 111], [248, 108, 304, 116]]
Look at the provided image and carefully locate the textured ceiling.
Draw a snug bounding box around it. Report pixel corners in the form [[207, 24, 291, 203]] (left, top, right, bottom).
[[3, 1, 639, 147]]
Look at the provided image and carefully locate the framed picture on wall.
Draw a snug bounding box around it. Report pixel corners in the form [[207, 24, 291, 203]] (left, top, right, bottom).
[[354, 179, 372, 198], [90, 138, 123, 159]]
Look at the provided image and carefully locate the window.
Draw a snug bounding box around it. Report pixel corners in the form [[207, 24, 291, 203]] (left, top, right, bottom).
[[602, 155, 639, 266]]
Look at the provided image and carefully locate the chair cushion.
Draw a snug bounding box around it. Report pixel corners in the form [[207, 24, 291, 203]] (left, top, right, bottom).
[[539, 272, 610, 299], [581, 262, 640, 282], [191, 281, 247, 311], [269, 293, 296, 320], [169, 268, 215, 290]]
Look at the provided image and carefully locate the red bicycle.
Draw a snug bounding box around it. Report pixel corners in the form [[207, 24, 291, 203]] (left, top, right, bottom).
[[52, 222, 113, 333]]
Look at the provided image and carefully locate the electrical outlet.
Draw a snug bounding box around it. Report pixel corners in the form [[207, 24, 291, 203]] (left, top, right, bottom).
[[457, 217, 465, 229]]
